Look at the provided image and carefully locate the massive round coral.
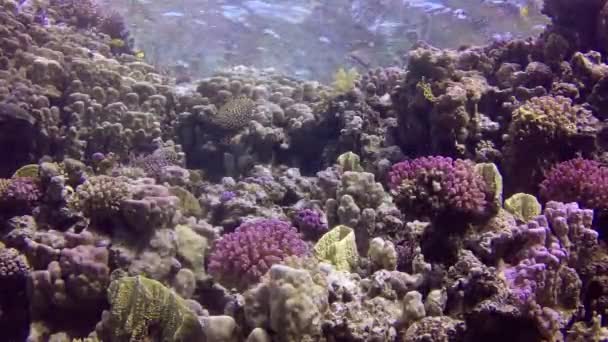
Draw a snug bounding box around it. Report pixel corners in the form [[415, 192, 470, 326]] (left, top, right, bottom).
[[539, 158, 608, 210], [208, 218, 309, 289], [388, 156, 490, 218]]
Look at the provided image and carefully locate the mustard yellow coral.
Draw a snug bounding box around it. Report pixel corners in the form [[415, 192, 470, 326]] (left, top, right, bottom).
[[103, 275, 204, 342], [12, 164, 40, 179], [504, 193, 541, 222]]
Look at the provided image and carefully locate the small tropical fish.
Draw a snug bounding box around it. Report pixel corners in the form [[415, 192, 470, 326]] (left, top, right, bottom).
[[134, 50, 145, 60], [519, 5, 529, 18], [109, 38, 125, 48]]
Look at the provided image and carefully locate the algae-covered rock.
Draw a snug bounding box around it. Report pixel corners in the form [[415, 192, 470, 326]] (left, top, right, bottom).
[[313, 225, 358, 271], [368, 237, 397, 271], [100, 275, 204, 342], [244, 264, 328, 342], [169, 186, 203, 217], [504, 193, 541, 222], [175, 224, 208, 278]]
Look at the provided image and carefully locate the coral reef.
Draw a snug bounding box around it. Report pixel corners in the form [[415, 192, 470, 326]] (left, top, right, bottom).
[[0, 0, 605, 340]]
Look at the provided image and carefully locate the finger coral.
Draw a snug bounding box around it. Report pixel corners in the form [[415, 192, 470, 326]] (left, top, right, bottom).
[[388, 156, 490, 219], [208, 218, 308, 289]]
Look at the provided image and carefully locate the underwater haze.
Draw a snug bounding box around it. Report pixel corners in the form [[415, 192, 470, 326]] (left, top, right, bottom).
[[100, 0, 547, 81], [3, 0, 608, 340]]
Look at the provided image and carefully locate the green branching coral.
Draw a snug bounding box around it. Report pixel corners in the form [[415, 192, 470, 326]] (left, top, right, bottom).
[[509, 95, 598, 143], [209, 96, 257, 130], [102, 276, 204, 342], [331, 67, 359, 95], [416, 77, 435, 102]]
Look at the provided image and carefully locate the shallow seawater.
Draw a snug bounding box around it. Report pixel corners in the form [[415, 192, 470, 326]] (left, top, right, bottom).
[[99, 0, 548, 82]]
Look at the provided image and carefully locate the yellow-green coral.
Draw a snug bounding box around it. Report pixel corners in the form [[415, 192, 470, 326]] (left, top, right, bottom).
[[313, 225, 358, 272], [12, 164, 40, 179], [337, 151, 363, 172], [475, 162, 503, 206], [504, 193, 541, 222], [509, 96, 593, 143], [331, 67, 359, 95], [416, 77, 435, 102], [169, 186, 202, 217], [0, 179, 11, 197], [103, 275, 204, 342]]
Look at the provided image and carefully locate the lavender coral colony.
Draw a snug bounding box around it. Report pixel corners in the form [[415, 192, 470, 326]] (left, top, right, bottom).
[[1, 0, 608, 341]]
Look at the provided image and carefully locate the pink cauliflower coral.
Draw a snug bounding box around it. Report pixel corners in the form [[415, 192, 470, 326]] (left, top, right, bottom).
[[208, 218, 308, 289], [388, 156, 489, 218]]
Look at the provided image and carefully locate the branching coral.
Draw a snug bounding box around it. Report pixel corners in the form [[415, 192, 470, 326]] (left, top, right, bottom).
[[388, 156, 490, 218], [208, 218, 309, 289], [70, 175, 131, 221], [3, 177, 42, 208], [0, 248, 30, 288], [539, 158, 608, 210], [331, 67, 359, 95], [293, 208, 328, 239]]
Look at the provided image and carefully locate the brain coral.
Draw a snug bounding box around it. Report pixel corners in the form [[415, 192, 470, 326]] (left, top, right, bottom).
[[539, 158, 608, 210], [388, 156, 489, 218], [208, 218, 309, 289], [208, 96, 257, 130]]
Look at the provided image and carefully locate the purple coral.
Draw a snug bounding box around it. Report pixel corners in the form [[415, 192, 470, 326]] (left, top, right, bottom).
[[539, 158, 608, 210], [3, 177, 42, 207], [388, 156, 489, 218], [293, 208, 328, 238], [208, 218, 308, 288], [219, 191, 236, 202], [502, 201, 596, 308]]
